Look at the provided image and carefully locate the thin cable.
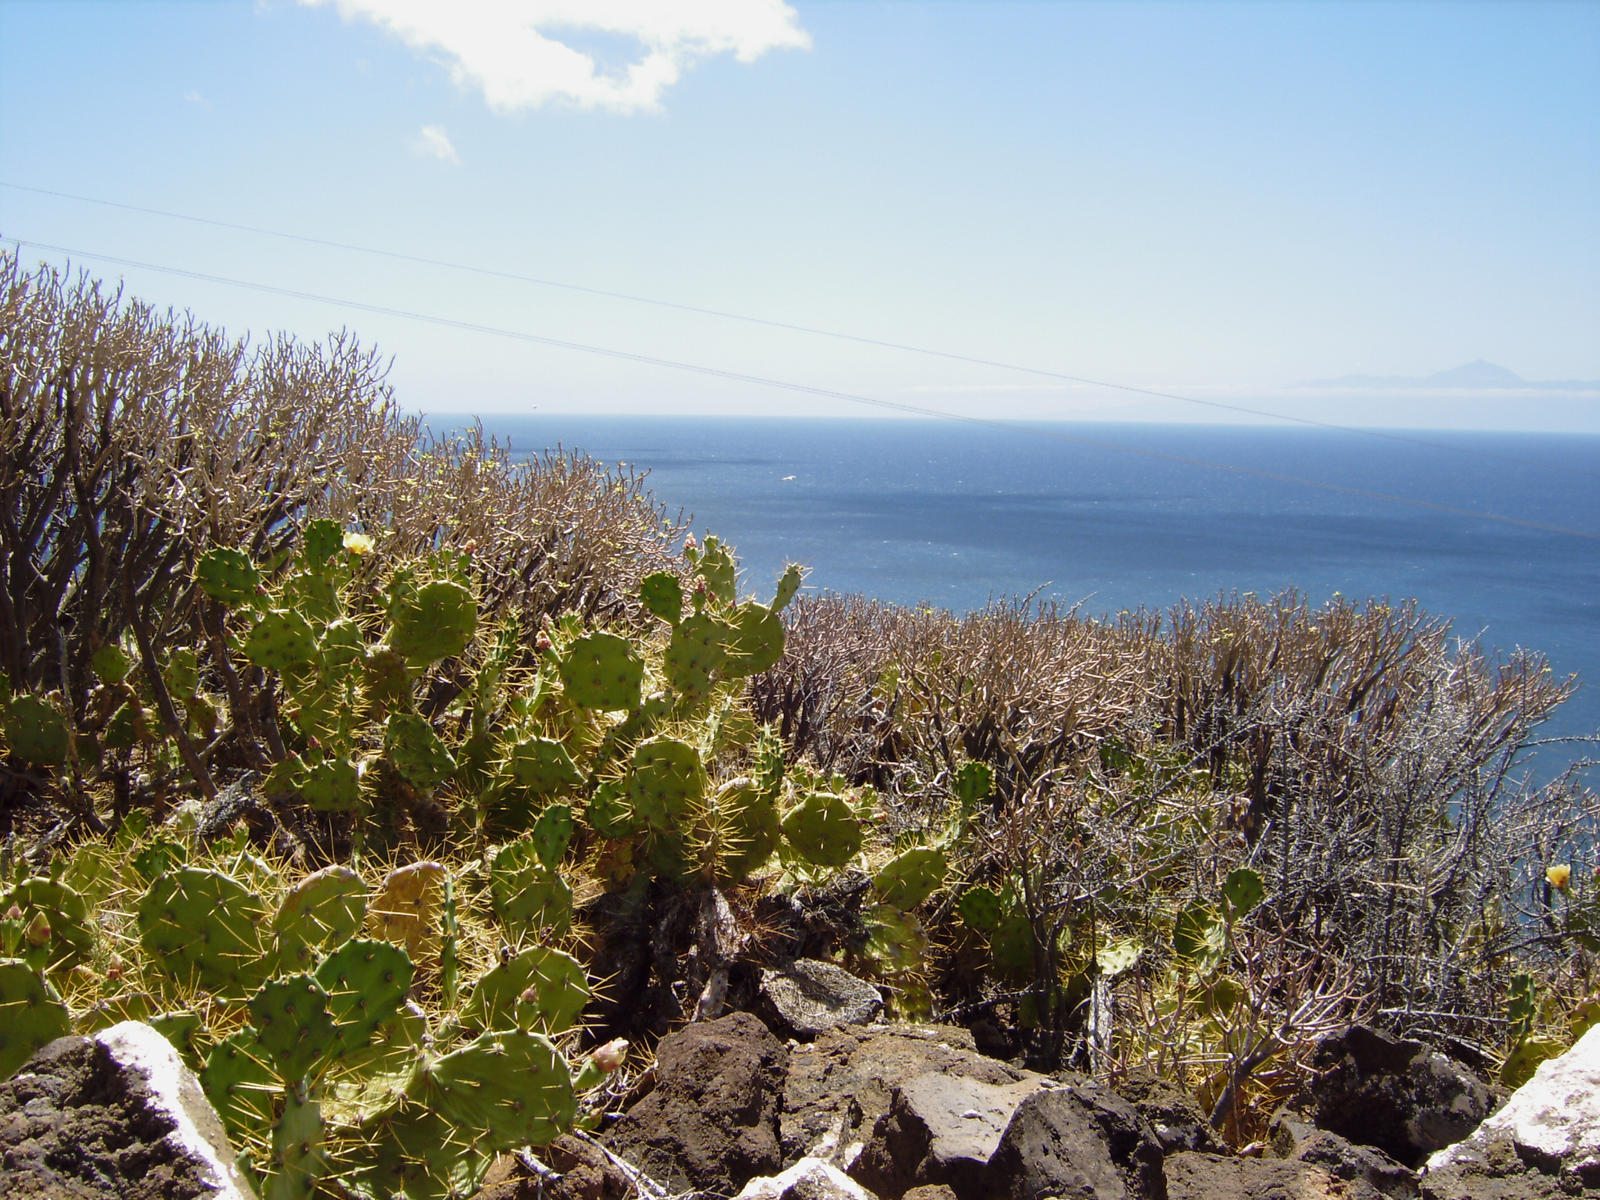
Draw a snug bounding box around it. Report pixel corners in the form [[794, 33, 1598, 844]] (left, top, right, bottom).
[[6, 179, 1595, 480], [9, 235, 1597, 542]]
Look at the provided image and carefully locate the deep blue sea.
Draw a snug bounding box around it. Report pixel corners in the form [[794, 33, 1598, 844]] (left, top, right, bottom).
[[474, 416, 1600, 757]]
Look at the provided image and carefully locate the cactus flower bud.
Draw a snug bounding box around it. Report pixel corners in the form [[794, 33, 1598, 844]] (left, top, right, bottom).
[[26, 914, 51, 946], [535, 632, 553, 653], [520, 985, 540, 1005], [590, 1038, 628, 1073], [106, 954, 125, 982], [684, 533, 698, 552], [4, 904, 21, 922]]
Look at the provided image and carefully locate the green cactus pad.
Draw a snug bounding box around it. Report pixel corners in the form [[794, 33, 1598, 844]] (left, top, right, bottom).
[[772, 563, 805, 613], [265, 1083, 326, 1200], [1221, 867, 1265, 919], [664, 611, 732, 705], [147, 1011, 202, 1063], [344, 1105, 485, 1200], [383, 713, 457, 791], [361, 646, 412, 714], [0, 959, 72, 1079], [321, 1000, 426, 1127], [503, 737, 583, 796], [415, 1028, 576, 1151], [874, 847, 948, 911], [956, 885, 1003, 932], [389, 579, 476, 665], [955, 761, 994, 808], [90, 640, 134, 684], [695, 538, 738, 606], [990, 910, 1038, 978], [558, 631, 644, 711], [244, 609, 319, 674], [202, 1027, 280, 1141], [487, 841, 574, 935], [0, 876, 95, 973], [1172, 902, 1226, 973], [531, 803, 575, 869], [250, 972, 337, 1080], [137, 866, 272, 998], [640, 572, 684, 625], [274, 865, 367, 972], [698, 777, 780, 880], [299, 754, 362, 811], [3, 693, 71, 767], [628, 736, 707, 830], [315, 939, 414, 1059], [196, 546, 262, 607], [103, 700, 148, 750], [781, 792, 863, 868], [725, 602, 785, 677], [460, 945, 590, 1036], [367, 864, 447, 962], [302, 517, 345, 566], [584, 778, 641, 839]]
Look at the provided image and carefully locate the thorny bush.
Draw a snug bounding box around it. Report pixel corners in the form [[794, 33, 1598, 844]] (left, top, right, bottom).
[[0, 251, 681, 819]]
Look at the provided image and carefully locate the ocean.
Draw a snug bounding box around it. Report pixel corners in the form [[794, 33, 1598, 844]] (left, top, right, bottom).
[[473, 416, 1600, 756]]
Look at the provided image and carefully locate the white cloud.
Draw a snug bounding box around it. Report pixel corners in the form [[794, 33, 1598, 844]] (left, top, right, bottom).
[[299, 0, 811, 114], [413, 123, 461, 163], [183, 89, 209, 106]]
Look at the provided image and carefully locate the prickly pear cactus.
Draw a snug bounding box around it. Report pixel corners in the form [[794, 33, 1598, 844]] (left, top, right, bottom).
[[0, 959, 72, 1078], [487, 838, 574, 935], [201, 1027, 280, 1137], [266, 1083, 326, 1200], [249, 972, 337, 1080], [367, 863, 447, 963], [314, 938, 413, 1058], [640, 572, 684, 625], [0, 876, 95, 972], [772, 562, 805, 613], [383, 713, 457, 791], [781, 791, 863, 868], [137, 866, 272, 998], [874, 846, 947, 911], [503, 737, 584, 797], [388, 579, 476, 666], [2, 693, 71, 767], [414, 1027, 576, 1151], [558, 631, 644, 711], [196, 546, 262, 607], [274, 865, 367, 973], [460, 945, 589, 1036], [693, 776, 780, 882], [244, 609, 319, 674], [628, 736, 707, 830], [664, 612, 731, 707]]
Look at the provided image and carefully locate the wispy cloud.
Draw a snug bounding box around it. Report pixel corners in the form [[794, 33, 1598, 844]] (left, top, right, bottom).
[[183, 89, 210, 106], [298, 0, 811, 114], [412, 123, 461, 164]]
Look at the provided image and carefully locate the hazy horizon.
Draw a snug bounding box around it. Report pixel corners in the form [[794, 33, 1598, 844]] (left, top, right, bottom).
[[3, 1, 1597, 431]]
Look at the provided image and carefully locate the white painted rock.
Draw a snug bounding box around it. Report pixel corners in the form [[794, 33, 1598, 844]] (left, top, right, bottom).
[[1428, 1021, 1600, 1176], [735, 1156, 880, 1199]]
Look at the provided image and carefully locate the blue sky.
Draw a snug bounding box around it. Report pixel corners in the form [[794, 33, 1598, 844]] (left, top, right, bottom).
[[2, 0, 1597, 429]]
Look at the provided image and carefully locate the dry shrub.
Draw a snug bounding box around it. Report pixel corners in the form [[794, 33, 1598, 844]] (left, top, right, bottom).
[[759, 586, 1585, 1073], [0, 251, 679, 804]]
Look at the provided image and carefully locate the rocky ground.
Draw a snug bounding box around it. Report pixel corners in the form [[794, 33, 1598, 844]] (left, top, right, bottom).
[[4, 969, 1598, 1200]]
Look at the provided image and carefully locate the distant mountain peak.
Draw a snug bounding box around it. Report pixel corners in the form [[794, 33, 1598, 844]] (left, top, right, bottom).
[[1422, 361, 1525, 388]]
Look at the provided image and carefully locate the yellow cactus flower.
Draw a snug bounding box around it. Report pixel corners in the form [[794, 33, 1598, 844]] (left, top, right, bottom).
[[1547, 864, 1572, 891], [343, 531, 375, 556]]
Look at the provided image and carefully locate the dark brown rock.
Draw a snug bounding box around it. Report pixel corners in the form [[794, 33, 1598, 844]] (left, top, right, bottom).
[[1270, 1108, 1419, 1199], [1306, 1025, 1493, 1167], [0, 1024, 254, 1200], [1116, 1071, 1224, 1155], [985, 1084, 1167, 1200], [603, 1011, 788, 1198], [1165, 1151, 1365, 1200]]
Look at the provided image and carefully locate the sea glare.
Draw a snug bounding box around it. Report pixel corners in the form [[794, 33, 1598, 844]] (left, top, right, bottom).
[[471, 416, 1600, 758]]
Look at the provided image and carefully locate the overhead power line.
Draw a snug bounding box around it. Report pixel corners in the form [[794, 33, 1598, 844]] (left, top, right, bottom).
[[4, 179, 1594, 481], [8, 235, 1596, 542]]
